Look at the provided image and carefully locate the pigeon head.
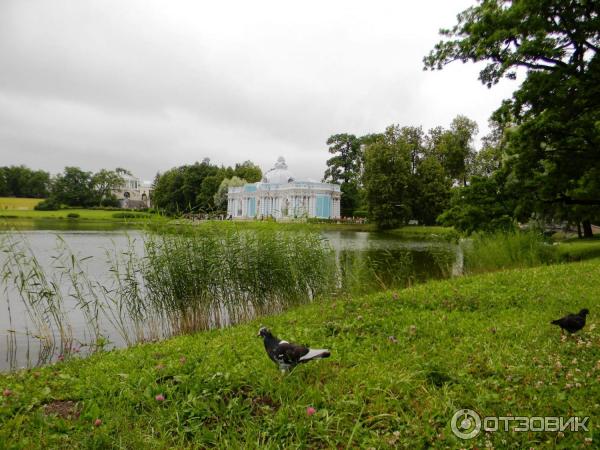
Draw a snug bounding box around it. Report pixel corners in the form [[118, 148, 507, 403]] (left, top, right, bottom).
[[257, 326, 272, 338], [579, 308, 590, 316]]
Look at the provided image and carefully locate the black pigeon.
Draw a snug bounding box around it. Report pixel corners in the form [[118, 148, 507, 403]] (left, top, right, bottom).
[[551, 308, 589, 334], [257, 327, 330, 372]]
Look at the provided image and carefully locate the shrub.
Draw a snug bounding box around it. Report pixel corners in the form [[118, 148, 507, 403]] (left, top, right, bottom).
[[112, 212, 151, 219], [66, 213, 80, 219], [34, 198, 61, 211]]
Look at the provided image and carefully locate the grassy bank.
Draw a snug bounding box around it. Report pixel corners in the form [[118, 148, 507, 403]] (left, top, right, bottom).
[[0, 197, 42, 210], [1, 260, 598, 448], [463, 231, 600, 274], [0, 209, 164, 221]]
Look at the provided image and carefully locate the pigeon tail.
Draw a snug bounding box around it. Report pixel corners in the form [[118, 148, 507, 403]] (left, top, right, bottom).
[[299, 349, 330, 362]]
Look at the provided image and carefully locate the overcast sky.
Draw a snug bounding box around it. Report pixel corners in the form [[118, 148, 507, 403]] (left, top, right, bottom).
[[0, 0, 519, 182]]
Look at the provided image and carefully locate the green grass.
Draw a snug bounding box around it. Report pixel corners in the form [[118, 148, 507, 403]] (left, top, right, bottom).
[[0, 197, 42, 210], [384, 225, 458, 241], [556, 238, 600, 262], [1, 260, 598, 448], [463, 231, 600, 274], [0, 209, 159, 220]]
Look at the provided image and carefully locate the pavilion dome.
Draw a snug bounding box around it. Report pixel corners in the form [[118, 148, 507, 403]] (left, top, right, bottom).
[[262, 157, 295, 184]]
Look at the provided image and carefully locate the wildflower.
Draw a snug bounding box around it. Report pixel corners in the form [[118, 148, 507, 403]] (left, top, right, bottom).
[[2, 389, 12, 397], [155, 394, 165, 402], [306, 406, 316, 416], [94, 418, 102, 427]]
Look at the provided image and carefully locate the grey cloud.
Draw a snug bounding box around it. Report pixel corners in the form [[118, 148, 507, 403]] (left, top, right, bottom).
[[0, 0, 518, 182]]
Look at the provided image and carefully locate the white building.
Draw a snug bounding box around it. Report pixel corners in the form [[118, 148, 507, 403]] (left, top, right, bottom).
[[227, 157, 341, 220], [111, 170, 153, 209]]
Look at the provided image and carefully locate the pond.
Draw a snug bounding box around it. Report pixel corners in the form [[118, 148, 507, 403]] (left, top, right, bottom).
[[0, 226, 461, 371]]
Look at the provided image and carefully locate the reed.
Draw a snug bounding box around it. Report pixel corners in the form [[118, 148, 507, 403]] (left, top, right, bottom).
[[139, 223, 337, 336], [462, 230, 558, 274]]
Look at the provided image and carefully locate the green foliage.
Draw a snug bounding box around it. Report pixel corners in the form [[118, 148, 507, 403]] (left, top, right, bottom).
[[323, 134, 364, 216], [1, 259, 599, 448], [0, 165, 51, 198], [363, 127, 413, 229], [91, 169, 125, 203], [425, 0, 600, 235], [412, 156, 451, 225], [152, 159, 261, 215], [34, 197, 61, 211], [66, 213, 80, 219], [435, 116, 478, 186], [51, 167, 96, 207], [462, 231, 558, 274], [233, 160, 262, 183], [111, 212, 151, 219], [438, 174, 516, 234], [214, 176, 246, 212]]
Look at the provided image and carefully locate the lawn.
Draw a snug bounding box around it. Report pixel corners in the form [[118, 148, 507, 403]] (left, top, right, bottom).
[[0, 208, 169, 227], [0, 197, 42, 211], [1, 259, 598, 448]]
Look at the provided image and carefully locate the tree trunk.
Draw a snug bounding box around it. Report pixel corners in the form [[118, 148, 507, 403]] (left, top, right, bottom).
[[577, 222, 582, 239], [582, 220, 593, 238]]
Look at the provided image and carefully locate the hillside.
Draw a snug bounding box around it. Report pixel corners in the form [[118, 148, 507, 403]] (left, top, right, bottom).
[[1, 260, 599, 448]]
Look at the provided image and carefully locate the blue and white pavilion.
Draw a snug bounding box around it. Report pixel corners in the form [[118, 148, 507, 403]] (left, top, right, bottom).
[[227, 157, 341, 220]]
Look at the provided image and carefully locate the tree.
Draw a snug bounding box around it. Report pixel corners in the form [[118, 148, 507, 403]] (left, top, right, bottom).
[[0, 166, 50, 198], [214, 176, 246, 212], [470, 120, 505, 178], [413, 156, 452, 225], [234, 161, 262, 183], [92, 169, 124, 204], [51, 167, 95, 207], [323, 134, 363, 216], [438, 173, 516, 234], [425, 0, 600, 236], [436, 116, 479, 186], [363, 126, 413, 228]]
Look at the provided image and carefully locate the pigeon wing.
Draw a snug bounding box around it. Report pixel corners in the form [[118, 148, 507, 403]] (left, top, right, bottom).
[[273, 342, 310, 366]]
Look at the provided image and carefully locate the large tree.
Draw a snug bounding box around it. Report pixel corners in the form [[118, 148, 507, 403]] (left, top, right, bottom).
[[425, 0, 600, 236], [92, 169, 124, 205], [0, 166, 50, 198], [363, 126, 413, 228], [323, 133, 363, 216]]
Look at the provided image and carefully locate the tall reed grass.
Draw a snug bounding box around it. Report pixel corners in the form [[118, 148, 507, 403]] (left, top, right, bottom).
[[462, 231, 558, 274], [0, 224, 337, 368], [137, 224, 337, 337]]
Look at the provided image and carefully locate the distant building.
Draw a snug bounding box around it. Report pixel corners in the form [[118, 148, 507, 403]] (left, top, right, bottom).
[[111, 170, 153, 209], [227, 157, 341, 220]]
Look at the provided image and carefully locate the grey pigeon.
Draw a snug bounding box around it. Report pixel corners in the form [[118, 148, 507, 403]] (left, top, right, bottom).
[[551, 308, 589, 334], [257, 327, 330, 372]]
